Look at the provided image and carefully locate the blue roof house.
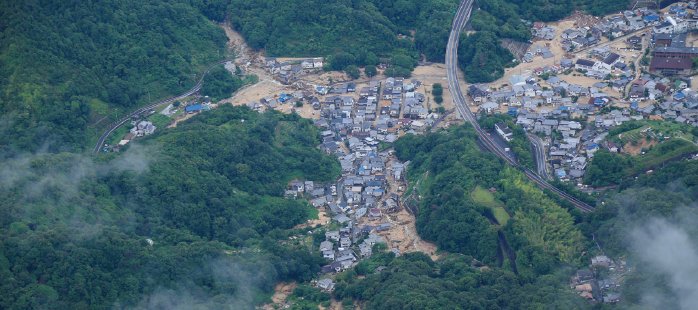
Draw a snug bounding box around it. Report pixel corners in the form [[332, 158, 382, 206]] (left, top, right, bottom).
[[186, 104, 203, 112]]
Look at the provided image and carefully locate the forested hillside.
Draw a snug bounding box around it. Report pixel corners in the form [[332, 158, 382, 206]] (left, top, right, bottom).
[[334, 252, 592, 309], [581, 159, 698, 309], [458, 31, 515, 83], [0, 106, 339, 309], [228, 0, 459, 68], [0, 0, 228, 153], [394, 125, 586, 278]]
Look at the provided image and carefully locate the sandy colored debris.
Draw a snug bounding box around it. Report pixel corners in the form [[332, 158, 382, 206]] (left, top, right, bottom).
[[294, 209, 331, 230], [362, 206, 440, 261], [411, 64, 455, 112], [622, 137, 658, 156], [491, 19, 577, 88], [563, 10, 603, 29], [260, 282, 297, 310]]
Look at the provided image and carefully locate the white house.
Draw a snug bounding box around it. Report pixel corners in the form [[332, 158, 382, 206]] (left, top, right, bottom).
[[301, 59, 314, 69], [313, 57, 323, 68], [316, 279, 335, 291]]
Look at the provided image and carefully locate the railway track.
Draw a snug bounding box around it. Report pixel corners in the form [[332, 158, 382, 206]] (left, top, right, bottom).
[[446, 0, 594, 212], [92, 59, 235, 154]]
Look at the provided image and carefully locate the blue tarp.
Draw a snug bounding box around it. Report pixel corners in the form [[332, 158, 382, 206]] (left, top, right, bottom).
[[186, 104, 202, 112]]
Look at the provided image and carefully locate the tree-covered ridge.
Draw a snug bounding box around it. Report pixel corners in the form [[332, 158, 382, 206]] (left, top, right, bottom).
[[228, 0, 459, 63], [0, 106, 339, 309], [458, 31, 515, 83], [394, 125, 585, 276], [498, 170, 586, 268], [202, 66, 245, 102], [580, 159, 698, 309], [334, 252, 592, 310], [0, 0, 228, 153]]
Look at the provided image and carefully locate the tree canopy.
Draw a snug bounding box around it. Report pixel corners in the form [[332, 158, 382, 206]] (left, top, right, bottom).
[[0, 0, 228, 153], [458, 31, 514, 83], [0, 106, 340, 309], [334, 252, 592, 310], [394, 125, 585, 276], [202, 66, 244, 102]]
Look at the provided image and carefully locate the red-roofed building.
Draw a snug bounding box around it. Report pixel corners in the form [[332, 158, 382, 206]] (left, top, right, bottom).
[[650, 58, 692, 76]]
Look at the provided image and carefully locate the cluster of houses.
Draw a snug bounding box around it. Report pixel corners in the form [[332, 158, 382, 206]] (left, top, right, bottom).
[[469, 56, 698, 181], [531, 22, 556, 41], [572, 255, 628, 304], [522, 43, 557, 63], [574, 50, 626, 80], [288, 101, 416, 286], [251, 91, 319, 111], [264, 57, 323, 84], [535, 7, 660, 57], [313, 77, 438, 155]]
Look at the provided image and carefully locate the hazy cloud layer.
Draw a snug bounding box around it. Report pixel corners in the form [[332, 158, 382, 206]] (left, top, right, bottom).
[[129, 259, 265, 310], [631, 217, 698, 310]]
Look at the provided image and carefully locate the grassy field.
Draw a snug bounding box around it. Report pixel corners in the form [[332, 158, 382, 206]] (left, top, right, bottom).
[[105, 124, 132, 146], [148, 113, 172, 129], [471, 185, 498, 207], [471, 185, 510, 225]]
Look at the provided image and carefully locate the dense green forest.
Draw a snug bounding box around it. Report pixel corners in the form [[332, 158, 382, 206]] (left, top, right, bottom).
[[0, 106, 339, 309], [0, 0, 230, 154], [202, 66, 244, 102], [227, 0, 459, 75], [394, 125, 586, 277], [334, 252, 592, 309], [458, 31, 515, 83]]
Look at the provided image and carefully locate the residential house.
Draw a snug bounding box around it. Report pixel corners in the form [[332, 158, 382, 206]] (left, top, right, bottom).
[[495, 122, 514, 142], [577, 269, 595, 283], [316, 279, 335, 291], [301, 59, 314, 69], [575, 59, 596, 71]]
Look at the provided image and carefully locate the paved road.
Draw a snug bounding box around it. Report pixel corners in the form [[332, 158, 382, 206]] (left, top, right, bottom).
[[527, 133, 552, 181], [92, 59, 235, 154], [446, 0, 594, 212]]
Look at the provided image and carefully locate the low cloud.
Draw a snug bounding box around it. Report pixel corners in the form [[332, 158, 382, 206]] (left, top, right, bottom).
[[0, 143, 155, 196], [631, 217, 698, 310], [128, 258, 269, 310]]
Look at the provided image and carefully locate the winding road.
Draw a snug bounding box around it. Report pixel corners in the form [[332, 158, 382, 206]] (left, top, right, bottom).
[[92, 59, 235, 154], [446, 0, 594, 212], [528, 133, 552, 181]]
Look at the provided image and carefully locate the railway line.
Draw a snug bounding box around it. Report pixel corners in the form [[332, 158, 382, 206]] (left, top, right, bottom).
[[92, 59, 235, 154], [446, 0, 595, 212]]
